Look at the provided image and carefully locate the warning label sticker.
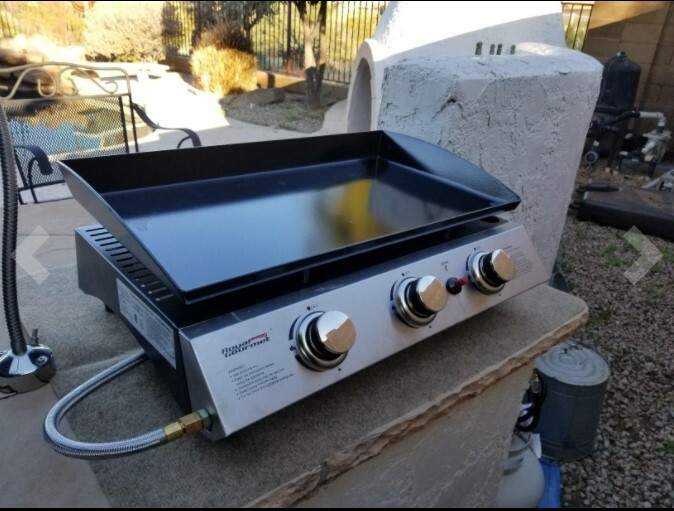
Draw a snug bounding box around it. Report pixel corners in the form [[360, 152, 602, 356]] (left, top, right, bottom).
[[507, 246, 535, 278], [117, 279, 176, 368], [227, 362, 294, 401]]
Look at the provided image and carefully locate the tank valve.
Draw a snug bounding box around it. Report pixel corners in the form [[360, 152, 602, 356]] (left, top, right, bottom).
[[584, 150, 599, 165], [584, 140, 600, 165]]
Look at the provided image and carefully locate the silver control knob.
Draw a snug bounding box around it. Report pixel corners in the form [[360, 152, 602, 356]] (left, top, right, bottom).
[[295, 311, 356, 371], [468, 249, 516, 295], [393, 276, 448, 327]]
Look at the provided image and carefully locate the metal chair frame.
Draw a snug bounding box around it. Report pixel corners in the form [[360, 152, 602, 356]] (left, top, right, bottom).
[[0, 61, 201, 203]]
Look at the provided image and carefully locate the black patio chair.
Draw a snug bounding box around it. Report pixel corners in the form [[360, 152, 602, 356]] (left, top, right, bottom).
[[0, 61, 201, 203]]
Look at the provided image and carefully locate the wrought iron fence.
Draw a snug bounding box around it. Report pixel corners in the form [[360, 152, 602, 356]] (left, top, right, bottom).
[[162, 1, 197, 57], [163, 1, 386, 84], [164, 1, 595, 84], [562, 1, 593, 51], [0, 1, 595, 85]]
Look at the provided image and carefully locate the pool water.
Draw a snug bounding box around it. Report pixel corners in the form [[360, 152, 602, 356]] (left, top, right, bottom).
[[7, 100, 133, 156]]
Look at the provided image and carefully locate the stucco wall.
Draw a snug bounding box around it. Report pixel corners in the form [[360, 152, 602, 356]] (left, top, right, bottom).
[[297, 364, 533, 507], [345, 2, 603, 272], [371, 1, 565, 57], [346, 0, 566, 132], [374, 46, 602, 272]]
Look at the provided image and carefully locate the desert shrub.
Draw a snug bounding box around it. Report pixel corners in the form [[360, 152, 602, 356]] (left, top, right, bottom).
[[0, 2, 84, 45], [191, 46, 257, 95], [84, 1, 164, 62], [191, 22, 258, 95]]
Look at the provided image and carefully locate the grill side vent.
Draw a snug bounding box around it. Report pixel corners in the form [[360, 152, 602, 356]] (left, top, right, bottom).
[[86, 226, 175, 303]]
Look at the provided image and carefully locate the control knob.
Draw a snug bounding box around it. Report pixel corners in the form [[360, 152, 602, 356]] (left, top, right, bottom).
[[468, 249, 516, 294], [295, 311, 356, 371], [393, 275, 448, 327]]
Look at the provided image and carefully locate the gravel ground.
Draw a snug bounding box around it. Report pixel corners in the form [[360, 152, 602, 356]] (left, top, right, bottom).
[[557, 164, 674, 508], [224, 92, 338, 133]]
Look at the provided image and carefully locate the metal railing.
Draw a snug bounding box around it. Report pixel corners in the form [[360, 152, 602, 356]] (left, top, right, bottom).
[[163, 1, 386, 85], [165, 1, 595, 84], [562, 1, 594, 51], [162, 1, 197, 57]]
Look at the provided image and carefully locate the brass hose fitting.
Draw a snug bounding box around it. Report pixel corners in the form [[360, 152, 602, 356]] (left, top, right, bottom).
[[164, 409, 212, 442]]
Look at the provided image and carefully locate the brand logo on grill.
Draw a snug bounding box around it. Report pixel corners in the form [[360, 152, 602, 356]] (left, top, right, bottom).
[[222, 333, 271, 358]]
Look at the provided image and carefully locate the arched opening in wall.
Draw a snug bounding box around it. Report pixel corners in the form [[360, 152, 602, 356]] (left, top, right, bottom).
[[347, 59, 372, 132]]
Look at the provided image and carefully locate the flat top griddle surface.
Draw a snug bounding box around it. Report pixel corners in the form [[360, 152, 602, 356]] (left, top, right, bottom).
[[102, 160, 484, 293], [61, 131, 520, 303]]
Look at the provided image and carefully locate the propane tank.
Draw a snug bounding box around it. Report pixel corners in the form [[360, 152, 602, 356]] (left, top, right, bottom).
[[493, 431, 545, 508]]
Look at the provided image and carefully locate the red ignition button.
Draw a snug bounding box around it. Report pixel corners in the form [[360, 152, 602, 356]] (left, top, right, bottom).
[[446, 276, 469, 295]]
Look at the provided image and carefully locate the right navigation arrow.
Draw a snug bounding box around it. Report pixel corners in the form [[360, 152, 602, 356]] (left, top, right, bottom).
[[623, 226, 663, 285]]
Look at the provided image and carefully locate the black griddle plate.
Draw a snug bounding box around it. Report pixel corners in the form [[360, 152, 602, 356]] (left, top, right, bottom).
[[60, 131, 520, 304]]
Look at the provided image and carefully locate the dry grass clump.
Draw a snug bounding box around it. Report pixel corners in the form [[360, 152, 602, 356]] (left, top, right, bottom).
[[191, 22, 257, 95]]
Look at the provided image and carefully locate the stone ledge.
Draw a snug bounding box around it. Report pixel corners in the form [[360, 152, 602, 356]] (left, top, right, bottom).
[[250, 298, 588, 507], [18, 259, 587, 507]]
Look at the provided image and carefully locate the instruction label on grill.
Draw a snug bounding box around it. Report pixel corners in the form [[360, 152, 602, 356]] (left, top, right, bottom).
[[505, 245, 535, 278], [117, 279, 176, 368], [228, 362, 294, 401]]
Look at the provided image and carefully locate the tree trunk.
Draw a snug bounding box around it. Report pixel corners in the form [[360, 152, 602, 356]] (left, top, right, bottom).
[[192, 1, 203, 48], [305, 67, 321, 110], [316, 1, 327, 96], [297, 0, 327, 111]]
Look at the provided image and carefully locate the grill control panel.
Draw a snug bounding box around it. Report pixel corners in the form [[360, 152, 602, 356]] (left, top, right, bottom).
[[179, 222, 548, 439]]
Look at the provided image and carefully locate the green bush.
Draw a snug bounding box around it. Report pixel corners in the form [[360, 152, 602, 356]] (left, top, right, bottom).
[[191, 22, 258, 95], [84, 1, 165, 62]]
